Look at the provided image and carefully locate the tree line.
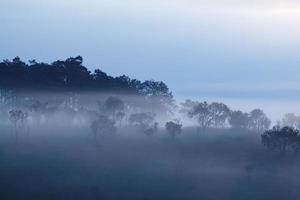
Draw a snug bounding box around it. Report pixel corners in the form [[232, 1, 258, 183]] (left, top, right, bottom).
[[2, 56, 300, 155], [3, 92, 300, 156], [0, 56, 172, 99], [180, 99, 271, 132]]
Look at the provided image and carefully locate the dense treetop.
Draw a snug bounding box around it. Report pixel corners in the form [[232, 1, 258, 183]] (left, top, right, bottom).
[[0, 56, 173, 99]]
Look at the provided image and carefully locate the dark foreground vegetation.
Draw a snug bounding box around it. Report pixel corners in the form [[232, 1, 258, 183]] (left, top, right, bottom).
[[1, 57, 300, 199]]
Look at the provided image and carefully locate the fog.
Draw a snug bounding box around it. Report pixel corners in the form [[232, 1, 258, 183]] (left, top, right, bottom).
[[2, 0, 300, 197], [1, 92, 300, 200]]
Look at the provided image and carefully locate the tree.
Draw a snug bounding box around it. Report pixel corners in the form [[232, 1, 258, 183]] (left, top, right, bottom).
[[140, 80, 173, 99], [9, 109, 29, 140], [282, 113, 300, 128], [100, 96, 126, 121], [188, 101, 211, 131], [209, 102, 231, 128], [129, 112, 155, 130], [0, 56, 174, 110], [52, 56, 91, 89], [229, 110, 249, 130], [165, 121, 182, 137], [188, 101, 230, 131], [262, 126, 300, 155], [0, 89, 16, 111], [140, 80, 174, 116], [249, 109, 271, 132], [29, 100, 48, 123], [90, 115, 116, 139], [180, 99, 199, 115]]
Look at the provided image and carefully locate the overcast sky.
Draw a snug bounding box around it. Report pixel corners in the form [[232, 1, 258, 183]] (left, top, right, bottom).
[[1, 0, 300, 104]]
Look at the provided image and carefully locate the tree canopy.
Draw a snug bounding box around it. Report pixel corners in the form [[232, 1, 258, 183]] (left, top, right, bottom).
[[262, 126, 300, 155], [181, 99, 271, 132], [0, 56, 173, 100]]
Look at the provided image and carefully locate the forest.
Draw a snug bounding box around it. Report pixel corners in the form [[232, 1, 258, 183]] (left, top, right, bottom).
[[0, 56, 173, 97], [1, 57, 300, 200]]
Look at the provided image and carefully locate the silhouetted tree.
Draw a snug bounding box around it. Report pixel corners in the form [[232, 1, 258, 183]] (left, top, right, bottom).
[[165, 121, 182, 137], [249, 109, 271, 132], [188, 101, 211, 131], [229, 110, 250, 130], [0, 56, 175, 117], [140, 80, 174, 115], [51, 56, 91, 89], [188, 101, 230, 132], [0, 57, 174, 111], [262, 126, 300, 155], [209, 102, 231, 128]]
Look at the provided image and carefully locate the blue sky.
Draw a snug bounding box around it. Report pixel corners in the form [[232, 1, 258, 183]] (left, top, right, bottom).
[[1, 0, 300, 104]]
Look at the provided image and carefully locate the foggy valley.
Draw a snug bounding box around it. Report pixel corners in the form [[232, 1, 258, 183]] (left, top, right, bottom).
[[1, 57, 300, 200]]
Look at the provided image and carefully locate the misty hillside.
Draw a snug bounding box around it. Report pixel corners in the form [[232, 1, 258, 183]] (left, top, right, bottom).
[[1, 56, 300, 200], [3, 0, 300, 199]]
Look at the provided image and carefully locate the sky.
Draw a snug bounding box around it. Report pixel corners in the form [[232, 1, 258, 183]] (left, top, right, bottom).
[[1, 0, 300, 118]]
